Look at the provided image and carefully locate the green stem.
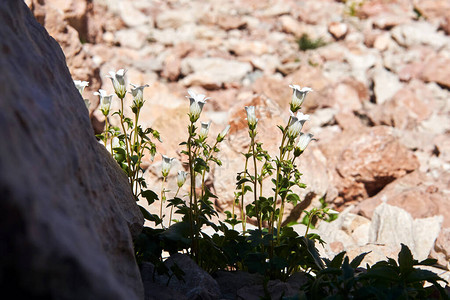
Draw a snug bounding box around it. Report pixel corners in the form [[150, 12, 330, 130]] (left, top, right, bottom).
[[240, 152, 250, 233], [250, 130, 261, 231], [168, 187, 181, 227], [270, 116, 291, 235], [305, 212, 314, 238], [119, 97, 133, 191], [160, 176, 167, 228], [187, 123, 196, 259], [104, 116, 110, 153]]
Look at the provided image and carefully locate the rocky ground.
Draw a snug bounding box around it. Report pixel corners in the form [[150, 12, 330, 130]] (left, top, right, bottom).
[[26, 0, 449, 275]]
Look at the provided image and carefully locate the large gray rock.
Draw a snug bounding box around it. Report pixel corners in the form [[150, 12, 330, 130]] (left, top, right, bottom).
[[0, 1, 143, 299], [369, 203, 443, 261], [142, 254, 221, 300]]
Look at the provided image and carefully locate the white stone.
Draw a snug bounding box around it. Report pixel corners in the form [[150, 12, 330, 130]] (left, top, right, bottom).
[[372, 67, 403, 104], [155, 10, 196, 29], [413, 216, 443, 261], [180, 57, 252, 87], [369, 202, 416, 251], [391, 21, 449, 51]]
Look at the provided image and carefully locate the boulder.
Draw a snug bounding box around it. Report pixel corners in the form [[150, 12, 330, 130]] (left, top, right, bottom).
[[367, 82, 434, 130], [430, 228, 450, 267], [321, 126, 419, 203], [214, 270, 263, 300], [0, 1, 143, 299], [368, 203, 442, 261], [355, 171, 450, 227], [27, 0, 102, 110], [142, 254, 221, 300]]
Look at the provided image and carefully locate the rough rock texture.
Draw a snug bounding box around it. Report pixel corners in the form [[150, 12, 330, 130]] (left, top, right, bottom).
[[0, 1, 143, 299], [142, 254, 221, 300], [355, 171, 449, 227], [317, 204, 443, 265], [322, 126, 419, 203], [368, 203, 443, 261], [27, 0, 102, 112]]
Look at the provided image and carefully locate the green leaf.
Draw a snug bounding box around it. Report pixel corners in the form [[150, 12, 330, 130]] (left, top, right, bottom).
[[236, 177, 252, 186], [286, 193, 300, 206], [405, 269, 446, 284], [194, 157, 208, 173], [138, 205, 160, 224], [418, 258, 438, 266], [142, 190, 159, 205], [350, 251, 370, 268], [328, 251, 346, 268], [398, 243, 415, 274]]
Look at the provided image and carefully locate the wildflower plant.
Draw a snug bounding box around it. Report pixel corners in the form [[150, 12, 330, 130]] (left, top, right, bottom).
[[92, 69, 162, 227], [79, 70, 447, 296]]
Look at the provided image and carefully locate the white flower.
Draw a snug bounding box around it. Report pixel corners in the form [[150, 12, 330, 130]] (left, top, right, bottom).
[[245, 106, 258, 129], [94, 89, 113, 116], [74, 80, 89, 95], [107, 69, 127, 99], [217, 124, 230, 142], [287, 111, 309, 138], [326, 208, 339, 215], [199, 121, 211, 140], [186, 90, 209, 122], [130, 83, 149, 108], [111, 137, 120, 149], [161, 154, 175, 177], [296, 133, 314, 152], [177, 170, 188, 188], [289, 84, 312, 112]]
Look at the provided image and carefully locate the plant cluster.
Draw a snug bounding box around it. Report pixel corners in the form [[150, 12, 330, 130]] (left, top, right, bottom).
[[296, 34, 327, 51], [74, 72, 448, 298]]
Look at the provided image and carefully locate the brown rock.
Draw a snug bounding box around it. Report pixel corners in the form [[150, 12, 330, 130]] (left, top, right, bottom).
[[421, 55, 450, 89], [326, 80, 366, 113], [355, 171, 449, 227], [328, 22, 348, 40], [27, 0, 101, 111], [321, 126, 419, 203], [413, 0, 450, 31], [0, 1, 143, 298], [357, 0, 413, 19], [279, 15, 304, 38], [161, 43, 193, 81], [252, 76, 291, 108], [430, 228, 450, 267], [216, 14, 247, 30], [368, 84, 434, 130]]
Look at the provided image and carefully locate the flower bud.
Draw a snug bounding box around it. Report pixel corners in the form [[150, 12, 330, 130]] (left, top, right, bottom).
[[287, 112, 309, 139], [94, 89, 113, 116], [161, 154, 175, 178], [107, 69, 127, 99], [177, 170, 188, 188], [289, 84, 312, 112], [74, 80, 89, 96], [245, 106, 258, 130], [217, 125, 230, 142], [186, 90, 208, 122], [296, 133, 314, 153], [199, 121, 211, 140], [130, 83, 149, 109]]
